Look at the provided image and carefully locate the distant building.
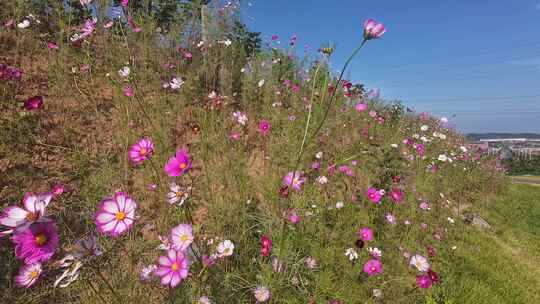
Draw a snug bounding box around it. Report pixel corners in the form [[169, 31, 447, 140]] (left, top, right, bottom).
[[500, 146, 514, 160]]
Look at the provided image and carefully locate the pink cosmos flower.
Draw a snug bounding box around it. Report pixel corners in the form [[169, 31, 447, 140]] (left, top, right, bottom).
[[103, 20, 114, 29], [232, 111, 248, 125], [95, 192, 137, 237], [24, 96, 43, 110], [127, 16, 142, 32], [253, 286, 271, 302], [385, 213, 397, 224], [0, 192, 53, 234], [283, 171, 306, 191], [260, 235, 272, 257], [338, 165, 355, 177], [363, 19, 386, 40], [164, 149, 192, 177], [366, 187, 382, 204], [410, 254, 430, 272], [229, 131, 241, 141], [368, 110, 377, 118], [258, 120, 271, 136], [358, 227, 374, 241], [355, 103, 368, 112], [51, 184, 65, 197], [415, 144, 425, 156], [389, 189, 404, 203], [419, 201, 431, 210], [427, 269, 440, 283], [47, 42, 59, 50], [15, 262, 42, 288], [121, 0, 129, 7], [363, 259, 382, 276], [284, 209, 301, 224], [128, 138, 154, 165], [154, 249, 189, 288], [305, 257, 317, 269], [202, 255, 216, 268], [416, 274, 433, 289], [12, 222, 59, 264], [123, 86, 134, 97], [140, 264, 157, 282], [170, 224, 194, 252]]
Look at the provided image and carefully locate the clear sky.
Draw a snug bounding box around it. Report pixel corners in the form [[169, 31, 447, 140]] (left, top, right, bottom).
[[243, 0, 540, 133]]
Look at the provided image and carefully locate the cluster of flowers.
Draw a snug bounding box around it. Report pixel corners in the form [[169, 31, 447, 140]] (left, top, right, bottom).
[[0, 188, 63, 287]]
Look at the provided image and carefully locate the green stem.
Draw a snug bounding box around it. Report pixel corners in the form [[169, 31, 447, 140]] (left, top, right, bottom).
[[94, 269, 122, 303], [309, 39, 367, 142]]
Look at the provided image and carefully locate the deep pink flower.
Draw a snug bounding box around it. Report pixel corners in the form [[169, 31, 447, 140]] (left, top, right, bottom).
[[427, 269, 440, 283], [229, 131, 241, 141], [120, 0, 129, 7], [202, 255, 216, 268], [358, 227, 374, 241], [271, 35, 279, 41], [283, 171, 306, 191], [127, 16, 142, 32], [416, 274, 433, 289], [366, 187, 382, 204], [128, 138, 154, 165], [154, 249, 189, 288], [12, 222, 59, 264], [389, 189, 404, 203], [15, 262, 42, 288], [164, 149, 192, 177], [24, 96, 43, 110], [95, 192, 137, 237], [338, 165, 355, 177], [285, 209, 301, 224], [258, 120, 271, 136], [260, 235, 272, 257], [51, 184, 65, 197], [363, 19, 386, 40], [363, 259, 382, 276], [47, 42, 59, 50]]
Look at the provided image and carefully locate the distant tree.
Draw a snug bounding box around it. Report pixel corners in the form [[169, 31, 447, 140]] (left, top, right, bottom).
[[229, 21, 261, 55]]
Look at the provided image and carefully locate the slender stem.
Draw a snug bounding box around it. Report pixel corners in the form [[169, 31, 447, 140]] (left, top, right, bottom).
[[87, 277, 110, 304], [290, 64, 322, 185], [309, 39, 367, 142], [94, 269, 122, 303]]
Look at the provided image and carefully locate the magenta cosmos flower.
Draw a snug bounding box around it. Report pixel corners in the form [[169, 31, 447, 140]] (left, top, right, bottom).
[[283, 171, 306, 191], [24, 96, 43, 110], [366, 187, 382, 204], [164, 149, 192, 177], [416, 274, 433, 289], [12, 222, 59, 264], [0, 192, 53, 235], [170, 223, 194, 251], [128, 138, 154, 165], [358, 227, 374, 241], [260, 235, 272, 257], [258, 120, 271, 136], [154, 249, 189, 288], [15, 262, 42, 288], [363, 19, 386, 40], [363, 259, 383, 276], [389, 189, 404, 203], [95, 192, 137, 237]]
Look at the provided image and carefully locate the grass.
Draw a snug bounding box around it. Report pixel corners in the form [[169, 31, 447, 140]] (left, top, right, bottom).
[[429, 184, 540, 304]]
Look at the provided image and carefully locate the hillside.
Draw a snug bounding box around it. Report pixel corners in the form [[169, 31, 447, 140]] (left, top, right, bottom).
[[0, 2, 509, 303]]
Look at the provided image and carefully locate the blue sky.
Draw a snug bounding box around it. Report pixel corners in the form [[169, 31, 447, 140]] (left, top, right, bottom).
[[243, 0, 540, 133]]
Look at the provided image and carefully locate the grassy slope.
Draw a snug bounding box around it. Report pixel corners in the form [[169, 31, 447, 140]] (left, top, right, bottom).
[[432, 184, 540, 304]]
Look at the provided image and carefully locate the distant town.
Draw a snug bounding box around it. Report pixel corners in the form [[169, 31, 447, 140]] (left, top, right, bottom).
[[467, 133, 540, 159]]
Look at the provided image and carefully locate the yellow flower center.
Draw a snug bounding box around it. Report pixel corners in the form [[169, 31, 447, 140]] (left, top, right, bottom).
[[35, 234, 47, 246], [115, 212, 126, 220], [175, 191, 184, 198], [139, 148, 147, 155], [371, 266, 377, 272], [30, 270, 39, 279], [171, 262, 179, 271], [180, 234, 189, 242], [179, 162, 187, 170]]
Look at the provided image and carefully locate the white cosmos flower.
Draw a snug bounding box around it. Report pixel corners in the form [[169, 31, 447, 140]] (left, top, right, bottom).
[[460, 146, 468, 153], [315, 151, 323, 159], [368, 247, 382, 258], [316, 176, 328, 184], [440, 117, 448, 123], [335, 201, 344, 209], [167, 183, 191, 206], [258, 79, 265, 87], [169, 77, 184, 90], [438, 154, 448, 162], [420, 125, 429, 131], [118, 66, 130, 78], [345, 248, 358, 261], [216, 240, 235, 257], [17, 19, 30, 28]]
